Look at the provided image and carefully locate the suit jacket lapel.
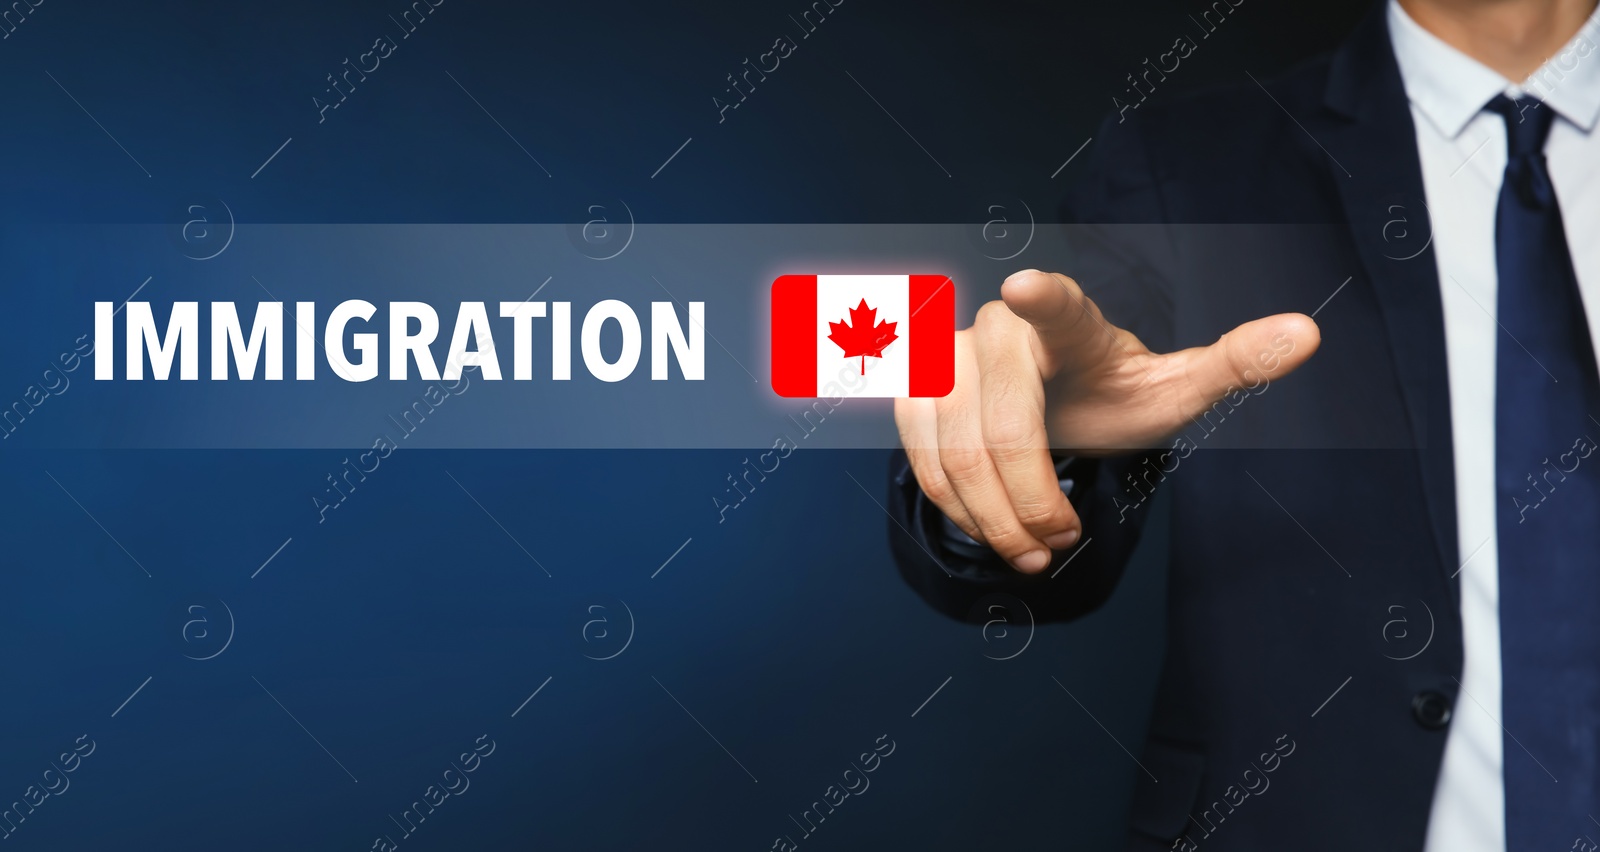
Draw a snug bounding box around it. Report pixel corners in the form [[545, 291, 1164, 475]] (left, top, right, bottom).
[[1320, 3, 1462, 588]]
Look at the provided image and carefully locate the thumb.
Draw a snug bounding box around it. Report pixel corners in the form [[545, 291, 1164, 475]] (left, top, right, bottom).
[[1168, 313, 1321, 416]]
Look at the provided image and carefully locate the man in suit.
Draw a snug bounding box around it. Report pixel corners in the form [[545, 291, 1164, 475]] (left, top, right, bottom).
[[888, 0, 1600, 848]]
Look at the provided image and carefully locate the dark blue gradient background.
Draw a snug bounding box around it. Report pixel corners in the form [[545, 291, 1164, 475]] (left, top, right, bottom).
[[0, 1, 1362, 848]]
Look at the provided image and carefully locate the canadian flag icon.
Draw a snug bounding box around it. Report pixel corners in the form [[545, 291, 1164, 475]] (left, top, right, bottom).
[[770, 274, 955, 398]]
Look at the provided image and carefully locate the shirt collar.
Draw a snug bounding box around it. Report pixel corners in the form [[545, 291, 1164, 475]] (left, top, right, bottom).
[[1388, 0, 1600, 137], [1515, 12, 1600, 133]]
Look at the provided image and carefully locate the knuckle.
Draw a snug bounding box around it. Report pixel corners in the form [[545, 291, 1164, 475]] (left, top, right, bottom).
[[1015, 498, 1067, 529], [1216, 329, 1263, 384], [979, 521, 1032, 556], [1046, 272, 1082, 300], [915, 466, 958, 507], [983, 406, 1040, 453], [1065, 292, 1098, 332], [925, 483, 960, 511], [938, 446, 989, 483]]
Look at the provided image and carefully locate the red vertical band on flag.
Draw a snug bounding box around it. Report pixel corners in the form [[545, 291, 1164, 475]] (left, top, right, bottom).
[[908, 275, 955, 397], [771, 275, 818, 397]]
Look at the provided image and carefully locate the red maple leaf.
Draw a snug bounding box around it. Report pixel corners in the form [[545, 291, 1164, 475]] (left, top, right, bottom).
[[827, 299, 899, 375]]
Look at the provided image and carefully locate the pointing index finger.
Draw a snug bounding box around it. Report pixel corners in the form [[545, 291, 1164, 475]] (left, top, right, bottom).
[[999, 270, 1114, 371]]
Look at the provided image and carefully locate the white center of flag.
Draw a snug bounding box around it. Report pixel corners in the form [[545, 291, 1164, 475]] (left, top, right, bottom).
[[815, 275, 910, 394]]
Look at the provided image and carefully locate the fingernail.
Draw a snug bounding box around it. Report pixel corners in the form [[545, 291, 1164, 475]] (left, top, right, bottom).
[[1044, 529, 1080, 550], [1013, 550, 1050, 573]]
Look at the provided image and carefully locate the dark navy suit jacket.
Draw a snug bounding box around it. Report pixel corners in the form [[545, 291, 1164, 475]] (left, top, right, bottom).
[[890, 4, 1469, 849]]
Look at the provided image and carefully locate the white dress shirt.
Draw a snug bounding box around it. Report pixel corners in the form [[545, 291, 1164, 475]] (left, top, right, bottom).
[[1388, 2, 1600, 848]]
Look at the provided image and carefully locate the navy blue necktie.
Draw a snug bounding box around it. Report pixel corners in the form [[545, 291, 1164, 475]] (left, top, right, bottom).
[[1492, 94, 1600, 847]]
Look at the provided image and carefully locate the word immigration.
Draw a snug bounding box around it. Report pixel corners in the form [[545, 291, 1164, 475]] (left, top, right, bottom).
[[91, 300, 705, 383]]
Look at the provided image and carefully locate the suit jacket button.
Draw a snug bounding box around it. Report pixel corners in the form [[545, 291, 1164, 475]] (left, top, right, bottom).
[[1412, 690, 1452, 729]]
